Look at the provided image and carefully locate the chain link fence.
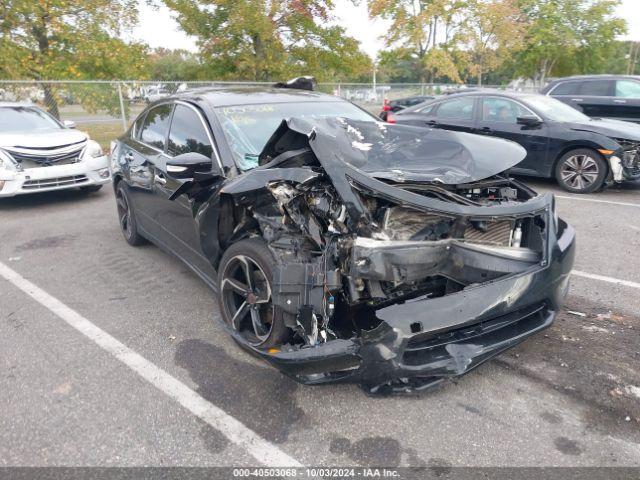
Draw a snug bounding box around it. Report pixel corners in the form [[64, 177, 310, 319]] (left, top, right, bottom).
[[0, 80, 539, 148]]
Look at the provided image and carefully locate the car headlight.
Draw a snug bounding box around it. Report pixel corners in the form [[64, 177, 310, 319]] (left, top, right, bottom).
[[0, 149, 16, 171], [85, 140, 104, 158]]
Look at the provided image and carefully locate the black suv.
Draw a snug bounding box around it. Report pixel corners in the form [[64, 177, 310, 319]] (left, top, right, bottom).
[[541, 75, 640, 123]]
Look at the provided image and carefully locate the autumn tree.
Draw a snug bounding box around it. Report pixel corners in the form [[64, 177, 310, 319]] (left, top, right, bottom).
[[0, 0, 148, 117], [368, 0, 469, 83], [459, 0, 526, 86], [163, 0, 371, 82]]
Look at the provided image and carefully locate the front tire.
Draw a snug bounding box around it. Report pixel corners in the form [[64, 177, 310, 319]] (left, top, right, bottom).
[[555, 148, 607, 193], [218, 238, 290, 349], [115, 182, 147, 246]]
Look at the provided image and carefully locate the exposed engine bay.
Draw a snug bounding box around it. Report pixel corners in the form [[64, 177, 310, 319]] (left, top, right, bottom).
[[210, 117, 575, 394]]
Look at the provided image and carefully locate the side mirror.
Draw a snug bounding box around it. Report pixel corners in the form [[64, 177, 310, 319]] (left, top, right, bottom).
[[517, 115, 542, 127], [63, 120, 77, 129], [166, 152, 219, 180]]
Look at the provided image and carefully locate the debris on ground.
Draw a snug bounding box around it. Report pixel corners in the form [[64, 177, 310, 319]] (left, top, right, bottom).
[[567, 310, 587, 317]]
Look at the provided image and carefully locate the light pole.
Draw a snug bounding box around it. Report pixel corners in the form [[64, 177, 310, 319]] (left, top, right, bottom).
[[372, 61, 377, 103]]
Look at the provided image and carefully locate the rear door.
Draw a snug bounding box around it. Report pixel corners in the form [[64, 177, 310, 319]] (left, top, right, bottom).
[[123, 103, 173, 237], [157, 102, 219, 279], [614, 79, 640, 123], [431, 96, 477, 132], [547, 80, 584, 111], [476, 96, 549, 175], [574, 79, 616, 118]]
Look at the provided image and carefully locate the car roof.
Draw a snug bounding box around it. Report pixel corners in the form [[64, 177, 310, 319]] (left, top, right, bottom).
[[417, 89, 533, 101], [547, 74, 640, 83], [398, 89, 542, 113], [171, 87, 344, 107]]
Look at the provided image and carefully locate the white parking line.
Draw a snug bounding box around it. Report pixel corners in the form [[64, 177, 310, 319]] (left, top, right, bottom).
[[0, 261, 302, 468], [556, 195, 640, 208], [572, 270, 640, 290]]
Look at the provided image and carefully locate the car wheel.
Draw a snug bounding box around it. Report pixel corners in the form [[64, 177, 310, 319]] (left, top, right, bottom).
[[80, 185, 103, 193], [115, 182, 147, 246], [218, 238, 290, 349], [555, 149, 607, 193]]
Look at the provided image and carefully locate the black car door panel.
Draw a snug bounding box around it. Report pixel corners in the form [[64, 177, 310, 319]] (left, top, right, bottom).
[[476, 97, 549, 175]]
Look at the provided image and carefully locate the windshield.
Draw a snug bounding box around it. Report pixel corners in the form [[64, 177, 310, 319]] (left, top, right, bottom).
[[215, 101, 375, 170], [523, 95, 591, 122], [0, 107, 61, 133]]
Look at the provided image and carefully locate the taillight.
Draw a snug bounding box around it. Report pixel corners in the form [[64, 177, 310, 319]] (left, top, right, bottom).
[[382, 99, 391, 112], [386, 113, 396, 124]]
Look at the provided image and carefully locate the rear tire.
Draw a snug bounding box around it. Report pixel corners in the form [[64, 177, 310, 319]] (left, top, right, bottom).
[[218, 238, 290, 349], [554, 148, 607, 194], [115, 182, 147, 246]]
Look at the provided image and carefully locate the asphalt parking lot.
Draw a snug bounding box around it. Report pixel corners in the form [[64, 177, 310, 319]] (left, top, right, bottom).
[[1, 177, 639, 468]]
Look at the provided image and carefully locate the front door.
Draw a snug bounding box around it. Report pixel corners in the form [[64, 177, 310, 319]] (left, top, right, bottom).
[[157, 102, 219, 280], [614, 79, 640, 123], [476, 97, 549, 176]]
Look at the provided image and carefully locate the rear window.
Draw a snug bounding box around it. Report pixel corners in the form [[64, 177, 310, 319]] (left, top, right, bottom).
[[579, 80, 613, 96], [550, 81, 580, 96], [139, 104, 173, 150], [435, 97, 475, 120]]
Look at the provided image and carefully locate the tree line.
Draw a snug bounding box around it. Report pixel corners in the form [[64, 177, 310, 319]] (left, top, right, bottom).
[[0, 0, 636, 87]]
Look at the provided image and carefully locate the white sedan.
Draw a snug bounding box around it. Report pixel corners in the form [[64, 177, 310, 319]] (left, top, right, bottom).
[[0, 102, 110, 197]]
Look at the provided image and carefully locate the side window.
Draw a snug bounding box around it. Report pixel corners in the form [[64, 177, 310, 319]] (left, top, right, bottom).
[[550, 81, 581, 96], [139, 104, 173, 150], [132, 113, 146, 139], [167, 104, 213, 158], [417, 103, 437, 115], [481, 97, 532, 123], [579, 80, 613, 96], [616, 80, 640, 99], [435, 97, 475, 120]]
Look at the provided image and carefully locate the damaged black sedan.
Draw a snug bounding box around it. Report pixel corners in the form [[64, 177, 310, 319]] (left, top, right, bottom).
[[110, 87, 576, 394]]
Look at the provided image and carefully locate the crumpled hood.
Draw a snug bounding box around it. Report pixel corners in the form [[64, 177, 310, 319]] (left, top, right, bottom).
[[565, 118, 640, 142], [260, 117, 526, 184], [0, 128, 87, 149]]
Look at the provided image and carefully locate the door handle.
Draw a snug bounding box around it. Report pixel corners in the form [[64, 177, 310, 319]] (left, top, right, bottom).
[[614, 99, 627, 104], [425, 120, 438, 127], [154, 173, 167, 186], [571, 98, 584, 102], [478, 127, 493, 134]]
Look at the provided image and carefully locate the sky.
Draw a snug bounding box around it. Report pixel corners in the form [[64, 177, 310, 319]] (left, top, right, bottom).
[[133, 0, 640, 60]]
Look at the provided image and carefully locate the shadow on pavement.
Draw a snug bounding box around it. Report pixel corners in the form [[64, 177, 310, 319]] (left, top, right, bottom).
[[0, 187, 107, 211]]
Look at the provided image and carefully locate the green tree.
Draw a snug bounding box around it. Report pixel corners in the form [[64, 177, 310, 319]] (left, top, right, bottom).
[[515, 0, 626, 84], [0, 0, 148, 117], [163, 0, 371, 82], [368, 0, 468, 83], [148, 48, 207, 81], [459, 0, 526, 86]]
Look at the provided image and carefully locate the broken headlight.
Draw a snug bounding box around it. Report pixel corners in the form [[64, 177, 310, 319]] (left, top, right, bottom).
[[84, 140, 104, 159], [0, 149, 16, 171]]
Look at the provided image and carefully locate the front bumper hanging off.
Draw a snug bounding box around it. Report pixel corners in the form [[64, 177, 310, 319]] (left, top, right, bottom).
[[232, 217, 576, 395]]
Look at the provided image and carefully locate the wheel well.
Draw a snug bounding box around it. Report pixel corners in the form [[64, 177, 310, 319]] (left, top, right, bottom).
[[553, 146, 609, 176], [111, 174, 123, 192]]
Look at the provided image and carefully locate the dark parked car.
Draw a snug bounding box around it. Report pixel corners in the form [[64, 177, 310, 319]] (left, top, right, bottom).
[[541, 75, 640, 123], [392, 91, 640, 193], [379, 95, 434, 121], [110, 86, 575, 394]]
